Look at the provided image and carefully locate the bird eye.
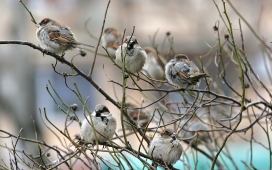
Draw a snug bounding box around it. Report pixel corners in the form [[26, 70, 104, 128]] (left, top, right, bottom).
[[40, 20, 45, 25], [39, 18, 50, 26]]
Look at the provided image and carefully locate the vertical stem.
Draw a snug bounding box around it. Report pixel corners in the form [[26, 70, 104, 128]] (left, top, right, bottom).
[[88, 0, 111, 77], [211, 0, 246, 169]]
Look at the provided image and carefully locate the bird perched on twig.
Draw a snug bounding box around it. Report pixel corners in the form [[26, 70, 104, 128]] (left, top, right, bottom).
[[165, 54, 209, 89], [115, 36, 147, 75], [123, 103, 151, 130], [81, 104, 116, 144], [142, 47, 165, 81], [36, 18, 94, 57], [101, 27, 122, 58], [148, 129, 183, 168]]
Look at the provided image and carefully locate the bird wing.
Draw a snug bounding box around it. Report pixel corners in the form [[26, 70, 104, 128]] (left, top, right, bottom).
[[128, 109, 150, 121], [189, 73, 209, 81], [173, 63, 188, 80], [47, 29, 76, 46], [174, 62, 209, 85], [107, 41, 120, 50]]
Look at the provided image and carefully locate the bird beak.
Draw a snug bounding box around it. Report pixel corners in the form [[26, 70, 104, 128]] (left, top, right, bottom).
[[35, 24, 40, 28]]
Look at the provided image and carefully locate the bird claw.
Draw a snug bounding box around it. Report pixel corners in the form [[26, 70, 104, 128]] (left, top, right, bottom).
[[168, 164, 179, 170], [60, 53, 65, 58], [102, 141, 110, 149], [137, 73, 140, 81], [42, 49, 49, 56]]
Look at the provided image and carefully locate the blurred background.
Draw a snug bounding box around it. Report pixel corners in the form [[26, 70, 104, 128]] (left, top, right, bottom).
[[0, 0, 272, 169]]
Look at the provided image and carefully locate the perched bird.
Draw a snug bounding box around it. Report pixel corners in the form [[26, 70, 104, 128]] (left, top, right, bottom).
[[101, 27, 122, 58], [115, 36, 147, 74], [123, 103, 151, 129], [36, 18, 94, 57], [142, 47, 165, 80], [179, 116, 211, 146], [148, 129, 183, 168], [81, 104, 116, 144], [165, 54, 208, 89]]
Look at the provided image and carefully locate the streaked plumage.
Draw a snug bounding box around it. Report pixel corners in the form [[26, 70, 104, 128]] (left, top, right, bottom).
[[165, 54, 208, 89]]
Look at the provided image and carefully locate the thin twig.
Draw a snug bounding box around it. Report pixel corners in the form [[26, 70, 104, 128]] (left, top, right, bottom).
[[88, 0, 111, 77]]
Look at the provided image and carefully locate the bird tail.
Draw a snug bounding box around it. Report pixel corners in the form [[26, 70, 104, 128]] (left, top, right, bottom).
[[77, 42, 95, 48], [190, 73, 209, 81]]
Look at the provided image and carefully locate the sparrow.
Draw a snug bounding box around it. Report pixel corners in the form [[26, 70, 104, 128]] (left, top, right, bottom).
[[123, 103, 151, 130], [101, 27, 122, 58], [179, 116, 211, 145], [148, 129, 183, 168], [165, 54, 209, 89], [115, 36, 147, 74], [81, 104, 117, 144], [36, 18, 94, 57], [142, 47, 165, 80]]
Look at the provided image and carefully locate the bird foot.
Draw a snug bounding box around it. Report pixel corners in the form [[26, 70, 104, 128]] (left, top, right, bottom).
[[137, 73, 140, 81], [60, 52, 66, 58]]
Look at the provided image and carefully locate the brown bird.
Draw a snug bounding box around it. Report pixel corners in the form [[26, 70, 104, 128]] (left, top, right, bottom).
[[142, 47, 165, 80], [101, 27, 122, 58], [123, 103, 151, 129], [165, 54, 209, 89], [36, 18, 94, 57], [148, 129, 183, 168]]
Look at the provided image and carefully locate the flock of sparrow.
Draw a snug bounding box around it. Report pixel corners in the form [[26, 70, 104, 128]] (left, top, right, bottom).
[[36, 18, 210, 168]]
